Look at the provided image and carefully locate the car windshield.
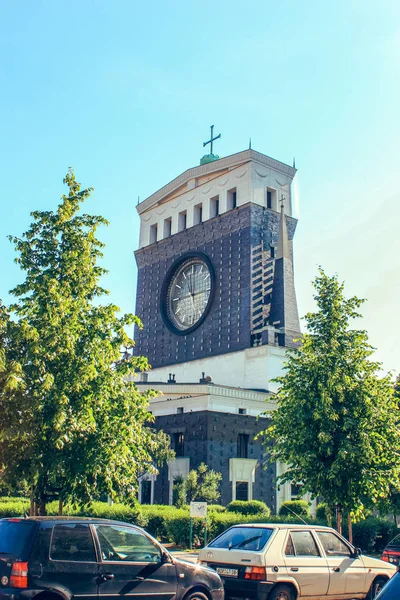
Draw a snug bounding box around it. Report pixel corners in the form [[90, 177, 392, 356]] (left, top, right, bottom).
[[387, 535, 400, 547], [209, 526, 274, 551], [0, 520, 37, 557]]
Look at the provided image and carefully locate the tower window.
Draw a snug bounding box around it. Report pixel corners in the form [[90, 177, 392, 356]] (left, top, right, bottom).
[[149, 224, 158, 244], [163, 217, 172, 238], [238, 408, 247, 415], [178, 211, 187, 232], [266, 187, 277, 211], [270, 245, 275, 259], [227, 188, 237, 210], [237, 433, 249, 458], [174, 432, 185, 457], [210, 195, 219, 218], [193, 203, 203, 225]]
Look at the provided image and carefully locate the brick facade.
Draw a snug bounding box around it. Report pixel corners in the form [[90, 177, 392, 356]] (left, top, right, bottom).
[[153, 410, 277, 510], [134, 203, 297, 369]]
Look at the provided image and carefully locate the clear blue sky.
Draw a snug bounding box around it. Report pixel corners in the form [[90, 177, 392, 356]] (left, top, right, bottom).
[[1, 0, 399, 374]]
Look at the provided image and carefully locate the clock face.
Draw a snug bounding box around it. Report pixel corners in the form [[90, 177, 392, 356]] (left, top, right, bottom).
[[162, 254, 214, 334]]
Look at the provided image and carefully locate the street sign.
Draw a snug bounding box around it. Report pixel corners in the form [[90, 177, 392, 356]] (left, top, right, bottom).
[[190, 501, 207, 518]]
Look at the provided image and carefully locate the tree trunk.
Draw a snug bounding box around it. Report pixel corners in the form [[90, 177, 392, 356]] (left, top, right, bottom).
[[38, 496, 47, 516], [58, 497, 63, 516], [336, 505, 342, 534], [29, 487, 35, 517], [347, 513, 353, 544]]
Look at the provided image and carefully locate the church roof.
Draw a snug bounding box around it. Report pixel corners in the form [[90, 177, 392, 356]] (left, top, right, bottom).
[[137, 148, 296, 215]]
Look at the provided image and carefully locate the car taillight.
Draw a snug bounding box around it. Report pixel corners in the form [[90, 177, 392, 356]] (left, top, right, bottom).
[[10, 562, 29, 588], [382, 552, 389, 562], [244, 566, 266, 581]]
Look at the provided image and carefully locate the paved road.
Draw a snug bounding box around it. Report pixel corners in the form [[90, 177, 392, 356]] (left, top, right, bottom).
[[172, 551, 198, 563]]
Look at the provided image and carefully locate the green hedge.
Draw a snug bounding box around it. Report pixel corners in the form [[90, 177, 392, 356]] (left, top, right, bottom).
[[0, 499, 397, 553], [0, 499, 30, 517], [227, 500, 270, 516], [279, 500, 310, 517]]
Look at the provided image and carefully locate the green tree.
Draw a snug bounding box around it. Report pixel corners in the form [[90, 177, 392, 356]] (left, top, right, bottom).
[[258, 269, 400, 537], [171, 463, 222, 507], [185, 463, 222, 503], [0, 170, 174, 514]]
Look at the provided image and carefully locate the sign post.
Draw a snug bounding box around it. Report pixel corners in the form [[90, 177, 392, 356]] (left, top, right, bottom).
[[190, 502, 208, 549]]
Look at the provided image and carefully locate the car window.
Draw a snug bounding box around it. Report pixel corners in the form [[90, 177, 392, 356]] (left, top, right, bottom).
[[50, 524, 96, 562], [316, 531, 351, 557], [0, 519, 37, 557], [387, 535, 400, 547], [95, 525, 161, 563], [285, 534, 295, 556], [209, 526, 274, 551], [288, 531, 320, 557]]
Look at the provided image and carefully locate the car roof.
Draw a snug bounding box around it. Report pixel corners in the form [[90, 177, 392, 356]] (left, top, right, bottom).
[[229, 523, 334, 531], [1, 517, 142, 528]]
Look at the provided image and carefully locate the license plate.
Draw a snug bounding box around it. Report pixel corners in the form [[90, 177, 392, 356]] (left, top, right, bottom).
[[216, 567, 238, 578]]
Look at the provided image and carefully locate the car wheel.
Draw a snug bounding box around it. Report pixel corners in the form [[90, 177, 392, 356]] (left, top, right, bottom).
[[184, 591, 209, 600], [269, 584, 296, 600], [367, 577, 387, 599]]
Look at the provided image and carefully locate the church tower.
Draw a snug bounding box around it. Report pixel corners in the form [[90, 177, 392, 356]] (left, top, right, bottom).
[[133, 136, 301, 509]]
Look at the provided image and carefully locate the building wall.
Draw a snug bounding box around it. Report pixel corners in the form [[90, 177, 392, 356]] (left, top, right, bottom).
[[138, 153, 295, 249], [134, 203, 297, 372], [153, 410, 277, 510], [144, 345, 287, 394]]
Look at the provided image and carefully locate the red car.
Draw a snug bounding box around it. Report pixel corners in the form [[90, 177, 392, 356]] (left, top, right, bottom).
[[382, 534, 400, 566]]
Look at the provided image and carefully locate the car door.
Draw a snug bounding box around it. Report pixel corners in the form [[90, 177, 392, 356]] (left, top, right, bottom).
[[40, 522, 99, 600], [94, 523, 177, 600], [283, 530, 330, 597], [314, 531, 366, 597]]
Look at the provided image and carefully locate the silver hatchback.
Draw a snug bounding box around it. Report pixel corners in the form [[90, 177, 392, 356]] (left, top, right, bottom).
[[198, 523, 396, 600]]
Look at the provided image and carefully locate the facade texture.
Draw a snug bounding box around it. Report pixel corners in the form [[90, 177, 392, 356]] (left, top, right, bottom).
[[134, 203, 299, 370], [153, 410, 277, 509]]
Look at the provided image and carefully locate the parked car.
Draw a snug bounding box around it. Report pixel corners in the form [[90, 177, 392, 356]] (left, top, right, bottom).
[[197, 523, 396, 600], [375, 571, 400, 599], [0, 517, 224, 600], [381, 534, 400, 566]]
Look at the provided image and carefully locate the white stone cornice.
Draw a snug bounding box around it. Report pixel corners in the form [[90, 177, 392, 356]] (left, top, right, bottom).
[[134, 382, 273, 403], [137, 150, 296, 215]]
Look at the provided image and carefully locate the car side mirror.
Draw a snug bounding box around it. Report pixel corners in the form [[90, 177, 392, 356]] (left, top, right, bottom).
[[161, 550, 174, 564], [352, 547, 362, 558]]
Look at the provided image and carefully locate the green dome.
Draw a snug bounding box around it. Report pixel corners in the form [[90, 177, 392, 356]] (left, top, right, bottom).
[[200, 153, 220, 165]]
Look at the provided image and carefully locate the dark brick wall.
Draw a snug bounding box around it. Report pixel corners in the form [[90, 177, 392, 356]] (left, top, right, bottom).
[[134, 203, 298, 370], [154, 410, 277, 510]]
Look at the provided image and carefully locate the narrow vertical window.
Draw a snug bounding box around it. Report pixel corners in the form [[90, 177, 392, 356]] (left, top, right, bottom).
[[210, 195, 219, 218], [237, 433, 249, 458], [149, 224, 157, 244], [163, 217, 172, 238], [266, 188, 277, 210], [227, 188, 237, 210], [178, 211, 187, 232], [194, 203, 203, 225], [174, 432, 185, 456], [236, 482, 249, 501]]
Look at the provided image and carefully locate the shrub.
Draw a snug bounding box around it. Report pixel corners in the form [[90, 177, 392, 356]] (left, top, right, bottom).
[[316, 503, 333, 524], [226, 500, 270, 516], [208, 505, 226, 513], [0, 499, 30, 517], [279, 500, 310, 517], [349, 518, 398, 553]]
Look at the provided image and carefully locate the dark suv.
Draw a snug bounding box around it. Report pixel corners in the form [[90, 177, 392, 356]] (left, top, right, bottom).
[[0, 517, 224, 600]]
